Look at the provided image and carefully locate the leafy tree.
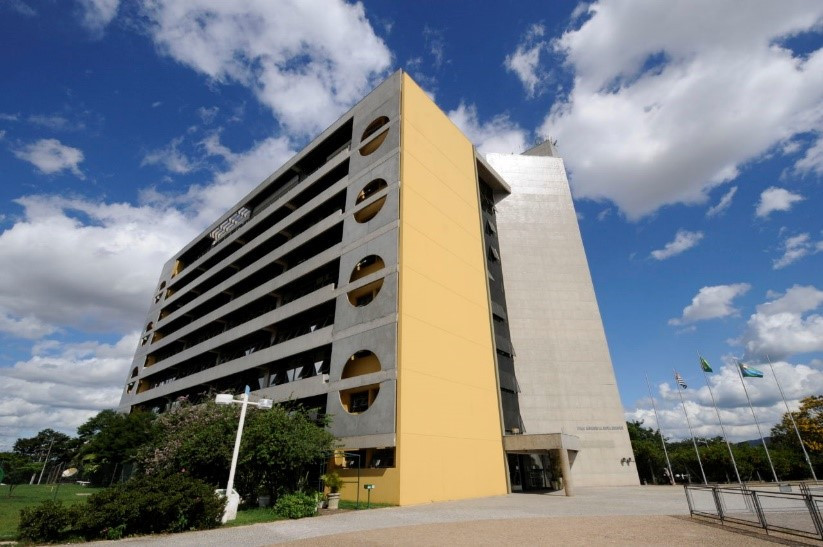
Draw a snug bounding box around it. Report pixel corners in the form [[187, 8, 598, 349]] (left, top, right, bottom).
[[139, 400, 335, 500], [627, 420, 670, 484], [239, 405, 335, 498], [75, 409, 158, 484], [139, 401, 237, 487], [771, 395, 823, 478], [0, 452, 40, 496], [13, 429, 78, 484]]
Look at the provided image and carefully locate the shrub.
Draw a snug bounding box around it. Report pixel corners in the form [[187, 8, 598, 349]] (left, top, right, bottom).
[[18, 500, 80, 543], [79, 473, 223, 538], [272, 492, 317, 519]]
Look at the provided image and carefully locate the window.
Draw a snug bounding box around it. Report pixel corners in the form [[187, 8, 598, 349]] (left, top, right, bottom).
[[349, 391, 369, 413]]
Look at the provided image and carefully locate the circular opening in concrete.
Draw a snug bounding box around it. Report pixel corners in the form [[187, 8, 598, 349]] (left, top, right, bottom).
[[359, 116, 390, 156], [341, 350, 381, 379], [347, 256, 385, 307], [354, 179, 388, 223], [339, 384, 380, 415]]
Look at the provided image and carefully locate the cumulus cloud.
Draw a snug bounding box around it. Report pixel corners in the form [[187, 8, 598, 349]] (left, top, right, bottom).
[[139, 0, 392, 135], [13, 138, 85, 178], [772, 232, 822, 269], [669, 283, 751, 326], [756, 186, 804, 217], [448, 102, 529, 156], [628, 358, 823, 442], [541, 1, 823, 219], [76, 0, 120, 33], [0, 195, 197, 335], [0, 333, 135, 450], [739, 285, 823, 360], [505, 24, 548, 98], [706, 186, 737, 217], [650, 229, 703, 260]]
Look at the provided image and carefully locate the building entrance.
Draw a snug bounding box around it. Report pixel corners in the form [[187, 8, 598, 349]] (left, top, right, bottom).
[[507, 453, 560, 491]]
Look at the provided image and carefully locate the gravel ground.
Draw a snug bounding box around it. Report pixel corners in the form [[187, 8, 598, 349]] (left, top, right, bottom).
[[279, 515, 782, 546], [102, 486, 803, 546]]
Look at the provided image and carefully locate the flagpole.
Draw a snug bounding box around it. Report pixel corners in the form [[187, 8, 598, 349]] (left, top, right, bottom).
[[674, 369, 708, 485], [766, 356, 817, 481], [698, 354, 742, 485], [645, 372, 675, 485], [736, 360, 779, 483]]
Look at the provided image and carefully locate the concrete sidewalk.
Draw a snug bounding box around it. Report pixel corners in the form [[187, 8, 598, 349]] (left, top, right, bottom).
[[107, 486, 758, 546]]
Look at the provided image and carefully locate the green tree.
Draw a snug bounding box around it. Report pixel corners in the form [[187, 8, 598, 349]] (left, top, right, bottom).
[[239, 405, 335, 498], [771, 395, 823, 478], [13, 429, 78, 483], [139, 400, 335, 500], [75, 409, 158, 484], [627, 420, 669, 484], [0, 452, 40, 496]]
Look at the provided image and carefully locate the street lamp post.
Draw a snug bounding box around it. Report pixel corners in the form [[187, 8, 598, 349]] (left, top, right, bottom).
[[215, 386, 272, 523]]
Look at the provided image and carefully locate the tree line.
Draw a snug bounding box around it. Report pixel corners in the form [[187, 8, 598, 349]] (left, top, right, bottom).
[[628, 395, 823, 484]]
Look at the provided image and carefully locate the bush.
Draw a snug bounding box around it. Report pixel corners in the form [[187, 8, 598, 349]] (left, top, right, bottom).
[[79, 473, 223, 538], [273, 492, 316, 519], [18, 500, 80, 543]]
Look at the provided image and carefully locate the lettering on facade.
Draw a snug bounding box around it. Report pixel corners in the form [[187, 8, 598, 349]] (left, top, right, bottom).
[[576, 425, 625, 431]]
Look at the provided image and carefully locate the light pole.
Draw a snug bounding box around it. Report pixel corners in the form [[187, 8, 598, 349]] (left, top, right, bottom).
[[215, 386, 272, 523]]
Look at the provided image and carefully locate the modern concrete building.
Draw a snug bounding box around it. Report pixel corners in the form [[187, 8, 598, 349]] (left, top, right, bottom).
[[119, 71, 638, 505]]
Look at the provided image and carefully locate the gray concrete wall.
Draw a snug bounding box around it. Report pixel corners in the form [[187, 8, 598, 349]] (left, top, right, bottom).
[[485, 152, 639, 487]]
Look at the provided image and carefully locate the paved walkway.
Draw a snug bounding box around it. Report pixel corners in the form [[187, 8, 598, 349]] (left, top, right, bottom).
[[104, 486, 785, 546]]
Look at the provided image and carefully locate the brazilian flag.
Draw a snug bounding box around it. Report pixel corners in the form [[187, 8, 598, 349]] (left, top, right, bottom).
[[700, 356, 713, 373]]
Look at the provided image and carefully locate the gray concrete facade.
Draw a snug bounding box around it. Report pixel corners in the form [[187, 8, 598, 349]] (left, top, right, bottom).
[[120, 72, 404, 459], [485, 150, 639, 487]]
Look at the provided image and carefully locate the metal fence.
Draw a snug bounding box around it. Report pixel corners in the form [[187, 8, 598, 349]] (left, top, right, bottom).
[[684, 483, 823, 541]]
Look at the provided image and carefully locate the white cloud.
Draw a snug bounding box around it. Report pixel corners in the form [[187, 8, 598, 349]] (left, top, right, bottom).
[[0, 312, 56, 340], [0, 196, 197, 335], [706, 186, 737, 217], [28, 114, 72, 131], [448, 102, 528, 156], [628, 358, 823, 443], [541, 1, 823, 219], [739, 285, 823, 359], [650, 229, 703, 260], [504, 24, 547, 98], [772, 232, 822, 269], [197, 106, 219, 124], [0, 333, 135, 450], [77, 0, 120, 33], [756, 186, 805, 217], [139, 0, 392, 135], [141, 136, 198, 174], [795, 133, 823, 175], [669, 283, 751, 326], [13, 138, 85, 178], [423, 26, 446, 69]]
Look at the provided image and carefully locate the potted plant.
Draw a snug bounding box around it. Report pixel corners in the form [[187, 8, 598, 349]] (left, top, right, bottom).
[[321, 471, 343, 510]]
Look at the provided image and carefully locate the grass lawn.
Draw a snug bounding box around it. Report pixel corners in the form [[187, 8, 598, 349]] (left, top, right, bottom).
[[0, 483, 103, 541], [225, 499, 393, 528]]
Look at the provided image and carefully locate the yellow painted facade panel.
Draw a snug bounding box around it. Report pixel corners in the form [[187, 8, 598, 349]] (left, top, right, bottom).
[[396, 73, 507, 505]]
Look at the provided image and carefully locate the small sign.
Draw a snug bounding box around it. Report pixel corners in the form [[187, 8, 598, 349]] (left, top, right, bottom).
[[364, 483, 375, 490]]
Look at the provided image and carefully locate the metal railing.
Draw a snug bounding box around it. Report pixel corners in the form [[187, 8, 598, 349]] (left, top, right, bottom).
[[684, 483, 823, 541]]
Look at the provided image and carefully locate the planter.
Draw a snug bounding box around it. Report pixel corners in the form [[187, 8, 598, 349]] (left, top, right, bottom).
[[327, 492, 340, 510], [258, 494, 271, 507], [317, 499, 326, 511]]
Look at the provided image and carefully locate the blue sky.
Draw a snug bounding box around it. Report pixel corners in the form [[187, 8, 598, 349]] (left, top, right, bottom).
[[1, 0, 822, 449]]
